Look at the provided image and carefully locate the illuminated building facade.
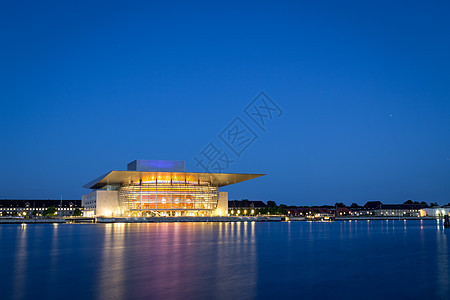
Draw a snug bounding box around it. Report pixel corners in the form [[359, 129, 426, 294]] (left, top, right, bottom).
[[82, 160, 264, 217], [0, 199, 82, 217]]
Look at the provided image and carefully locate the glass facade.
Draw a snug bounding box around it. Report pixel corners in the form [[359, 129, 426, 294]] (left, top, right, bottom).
[[118, 179, 219, 213]]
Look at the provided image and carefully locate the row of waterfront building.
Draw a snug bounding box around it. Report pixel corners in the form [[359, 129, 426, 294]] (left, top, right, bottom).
[[229, 200, 450, 218], [1, 198, 449, 219], [0, 159, 448, 219], [0, 199, 82, 217]]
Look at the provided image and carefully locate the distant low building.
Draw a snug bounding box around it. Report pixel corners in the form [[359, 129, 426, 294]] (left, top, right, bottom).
[[335, 207, 351, 216], [420, 208, 450, 217], [0, 199, 82, 217], [228, 200, 267, 210], [359, 201, 428, 217], [294, 207, 332, 217], [228, 200, 267, 215], [285, 208, 300, 216]]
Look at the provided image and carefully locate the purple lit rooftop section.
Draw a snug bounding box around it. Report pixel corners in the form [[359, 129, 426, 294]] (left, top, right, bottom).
[[127, 160, 185, 172]]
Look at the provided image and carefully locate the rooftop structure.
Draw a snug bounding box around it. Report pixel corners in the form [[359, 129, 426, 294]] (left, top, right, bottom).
[[83, 171, 262, 190], [127, 159, 185, 172]]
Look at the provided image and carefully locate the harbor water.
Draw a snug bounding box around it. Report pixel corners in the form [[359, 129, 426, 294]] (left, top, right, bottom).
[[0, 220, 448, 299]]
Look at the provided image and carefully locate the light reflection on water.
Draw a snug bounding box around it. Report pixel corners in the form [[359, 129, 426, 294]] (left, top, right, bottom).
[[436, 220, 448, 299], [0, 220, 449, 300], [12, 225, 27, 300]]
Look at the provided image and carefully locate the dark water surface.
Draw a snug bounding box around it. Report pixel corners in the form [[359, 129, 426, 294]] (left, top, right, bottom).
[[1, 220, 449, 300]]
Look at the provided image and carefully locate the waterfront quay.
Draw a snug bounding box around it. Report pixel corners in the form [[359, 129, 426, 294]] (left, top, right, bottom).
[[0, 218, 67, 224], [0, 215, 442, 224], [0, 216, 283, 224]]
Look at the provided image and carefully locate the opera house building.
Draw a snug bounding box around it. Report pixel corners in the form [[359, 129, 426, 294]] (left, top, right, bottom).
[[82, 160, 264, 217]]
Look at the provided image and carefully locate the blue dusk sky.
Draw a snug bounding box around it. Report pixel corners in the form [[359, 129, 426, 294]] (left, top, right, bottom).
[[1, 0, 449, 206]]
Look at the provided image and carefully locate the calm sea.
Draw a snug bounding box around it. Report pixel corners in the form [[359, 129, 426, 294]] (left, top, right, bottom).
[[0, 220, 448, 300]]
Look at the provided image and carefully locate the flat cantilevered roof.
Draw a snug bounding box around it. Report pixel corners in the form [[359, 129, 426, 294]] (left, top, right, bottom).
[[83, 171, 265, 189]]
